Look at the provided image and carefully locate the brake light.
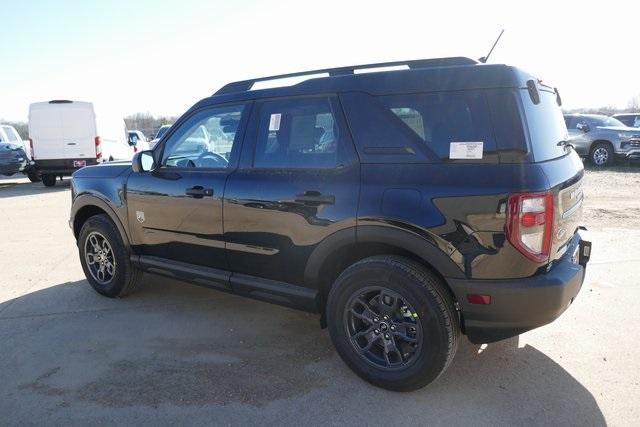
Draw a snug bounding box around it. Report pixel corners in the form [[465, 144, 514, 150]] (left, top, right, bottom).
[[29, 138, 34, 159], [506, 192, 554, 262], [95, 136, 102, 160]]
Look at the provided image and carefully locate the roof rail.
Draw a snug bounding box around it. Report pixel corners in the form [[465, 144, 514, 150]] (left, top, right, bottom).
[[213, 57, 478, 95]]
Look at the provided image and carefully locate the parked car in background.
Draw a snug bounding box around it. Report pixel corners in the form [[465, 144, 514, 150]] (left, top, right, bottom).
[[612, 113, 640, 128], [29, 100, 134, 187], [564, 113, 640, 166], [127, 130, 150, 152], [149, 124, 172, 148], [0, 124, 39, 182], [70, 57, 590, 391]]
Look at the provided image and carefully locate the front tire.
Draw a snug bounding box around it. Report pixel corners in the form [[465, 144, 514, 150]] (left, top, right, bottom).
[[326, 256, 459, 391], [590, 142, 614, 166], [27, 170, 41, 182], [78, 214, 142, 297], [42, 174, 56, 187]]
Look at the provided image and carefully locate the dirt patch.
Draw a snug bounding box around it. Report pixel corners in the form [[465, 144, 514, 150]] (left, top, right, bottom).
[[21, 311, 334, 408], [582, 165, 640, 230]]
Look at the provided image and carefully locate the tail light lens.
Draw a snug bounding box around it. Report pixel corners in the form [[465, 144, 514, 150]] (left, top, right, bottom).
[[95, 136, 102, 160], [506, 192, 554, 262]]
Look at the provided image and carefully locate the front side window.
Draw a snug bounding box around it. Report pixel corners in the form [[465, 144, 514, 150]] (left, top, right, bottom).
[[162, 105, 245, 169], [253, 97, 340, 168], [565, 116, 588, 131]]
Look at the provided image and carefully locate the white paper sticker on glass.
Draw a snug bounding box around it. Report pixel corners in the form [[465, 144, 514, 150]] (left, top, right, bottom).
[[449, 141, 483, 159], [269, 113, 281, 131]]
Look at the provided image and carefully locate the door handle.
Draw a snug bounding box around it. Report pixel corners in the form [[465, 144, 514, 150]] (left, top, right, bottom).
[[295, 190, 335, 205], [185, 186, 214, 198]]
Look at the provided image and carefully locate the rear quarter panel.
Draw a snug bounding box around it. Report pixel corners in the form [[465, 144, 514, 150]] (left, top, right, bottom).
[[358, 162, 552, 279]]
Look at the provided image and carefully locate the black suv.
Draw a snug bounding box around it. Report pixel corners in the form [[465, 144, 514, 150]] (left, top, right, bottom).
[[70, 57, 591, 391]]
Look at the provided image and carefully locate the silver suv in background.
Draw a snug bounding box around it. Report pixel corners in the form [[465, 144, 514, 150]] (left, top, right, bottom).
[[564, 114, 640, 166]]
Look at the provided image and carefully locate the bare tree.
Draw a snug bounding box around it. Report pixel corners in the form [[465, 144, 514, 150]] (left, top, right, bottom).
[[627, 94, 640, 111], [124, 113, 178, 139]]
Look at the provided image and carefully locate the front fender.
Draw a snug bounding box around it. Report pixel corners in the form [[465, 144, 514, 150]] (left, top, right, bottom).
[[70, 194, 131, 247]]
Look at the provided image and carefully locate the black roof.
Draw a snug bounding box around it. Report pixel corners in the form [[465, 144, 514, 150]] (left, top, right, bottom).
[[193, 57, 534, 109]]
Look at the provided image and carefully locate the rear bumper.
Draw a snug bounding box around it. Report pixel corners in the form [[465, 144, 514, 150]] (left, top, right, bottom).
[[448, 233, 590, 343], [34, 158, 98, 175], [0, 160, 27, 175]]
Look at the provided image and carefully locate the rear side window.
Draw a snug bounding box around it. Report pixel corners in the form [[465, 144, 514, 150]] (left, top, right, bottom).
[[614, 116, 634, 127], [253, 97, 342, 168], [378, 91, 497, 160], [520, 88, 568, 161]]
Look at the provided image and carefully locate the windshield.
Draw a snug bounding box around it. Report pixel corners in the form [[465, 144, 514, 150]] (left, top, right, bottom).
[[155, 125, 171, 139], [588, 116, 625, 128]]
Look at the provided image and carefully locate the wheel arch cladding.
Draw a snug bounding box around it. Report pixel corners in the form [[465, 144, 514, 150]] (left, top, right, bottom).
[[72, 196, 130, 247], [306, 226, 462, 323], [591, 139, 614, 152]]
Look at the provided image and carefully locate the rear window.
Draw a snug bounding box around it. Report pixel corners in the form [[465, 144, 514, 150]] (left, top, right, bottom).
[[378, 91, 497, 160], [520, 88, 568, 161]]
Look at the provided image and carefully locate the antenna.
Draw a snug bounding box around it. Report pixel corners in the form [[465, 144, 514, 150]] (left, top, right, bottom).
[[478, 29, 504, 64]]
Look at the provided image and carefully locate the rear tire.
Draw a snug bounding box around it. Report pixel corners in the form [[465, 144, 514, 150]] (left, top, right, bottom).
[[590, 142, 614, 166], [42, 174, 56, 187], [78, 214, 142, 297], [326, 255, 459, 391]]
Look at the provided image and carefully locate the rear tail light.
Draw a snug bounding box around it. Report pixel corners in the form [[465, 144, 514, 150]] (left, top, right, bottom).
[[134, 146, 138, 153], [95, 136, 102, 160], [29, 138, 34, 159], [506, 192, 554, 263]]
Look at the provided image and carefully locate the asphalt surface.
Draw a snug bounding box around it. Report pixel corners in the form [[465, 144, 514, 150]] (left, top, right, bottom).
[[0, 172, 638, 426]]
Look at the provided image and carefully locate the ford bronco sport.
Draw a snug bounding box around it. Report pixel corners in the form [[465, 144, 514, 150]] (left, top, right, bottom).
[[70, 57, 591, 391]]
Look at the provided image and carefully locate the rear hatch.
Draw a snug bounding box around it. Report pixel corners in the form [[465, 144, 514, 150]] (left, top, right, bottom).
[[29, 101, 97, 160], [519, 81, 584, 262]]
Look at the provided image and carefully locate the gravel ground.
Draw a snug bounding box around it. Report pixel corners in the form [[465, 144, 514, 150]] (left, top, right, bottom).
[[0, 165, 639, 426]]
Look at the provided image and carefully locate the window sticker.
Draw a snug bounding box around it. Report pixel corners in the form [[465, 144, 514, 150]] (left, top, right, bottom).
[[449, 141, 483, 159], [269, 113, 281, 131]]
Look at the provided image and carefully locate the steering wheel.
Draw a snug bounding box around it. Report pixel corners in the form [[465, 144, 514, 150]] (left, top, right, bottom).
[[196, 151, 228, 168]]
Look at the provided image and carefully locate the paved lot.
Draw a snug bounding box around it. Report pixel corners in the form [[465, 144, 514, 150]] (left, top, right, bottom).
[[0, 170, 639, 426]]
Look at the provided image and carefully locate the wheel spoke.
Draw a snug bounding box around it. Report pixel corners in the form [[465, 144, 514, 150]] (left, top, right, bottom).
[[86, 253, 96, 265], [393, 330, 418, 343], [89, 235, 100, 252], [97, 265, 105, 281], [382, 338, 403, 367], [360, 331, 380, 352], [352, 297, 378, 324]]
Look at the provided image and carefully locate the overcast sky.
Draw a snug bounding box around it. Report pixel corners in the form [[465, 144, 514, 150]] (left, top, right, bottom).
[[2, 0, 639, 122]]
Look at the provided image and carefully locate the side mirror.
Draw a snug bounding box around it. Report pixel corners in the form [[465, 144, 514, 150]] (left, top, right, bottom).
[[132, 150, 155, 173], [128, 135, 138, 146]]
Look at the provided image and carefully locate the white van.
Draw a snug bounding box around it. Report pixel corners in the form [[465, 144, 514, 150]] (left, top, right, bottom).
[[28, 100, 134, 186]]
